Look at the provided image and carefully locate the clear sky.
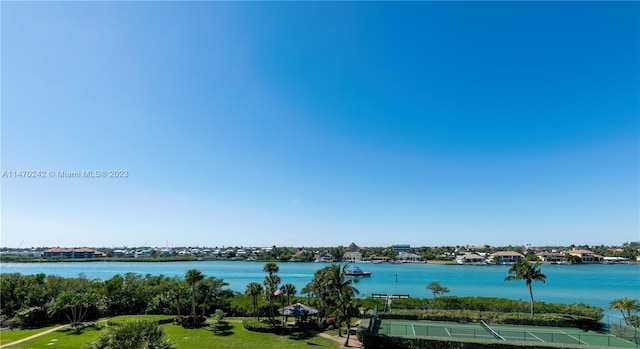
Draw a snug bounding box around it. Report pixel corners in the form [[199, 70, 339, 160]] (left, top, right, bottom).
[[1, 1, 638, 249]]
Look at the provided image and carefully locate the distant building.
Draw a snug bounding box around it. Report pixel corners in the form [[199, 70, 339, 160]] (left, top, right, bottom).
[[135, 249, 152, 258], [43, 248, 105, 259], [456, 253, 485, 264], [113, 249, 134, 258], [536, 252, 567, 264], [343, 251, 362, 263], [489, 251, 524, 264], [568, 249, 604, 263], [396, 251, 422, 263], [392, 244, 410, 253]]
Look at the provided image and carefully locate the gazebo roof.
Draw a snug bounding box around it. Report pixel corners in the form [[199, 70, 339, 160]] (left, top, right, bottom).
[[278, 303, 318, 317]]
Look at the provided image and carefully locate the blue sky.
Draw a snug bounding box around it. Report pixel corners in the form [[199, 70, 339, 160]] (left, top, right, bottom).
[[1, 1, 638, 248]]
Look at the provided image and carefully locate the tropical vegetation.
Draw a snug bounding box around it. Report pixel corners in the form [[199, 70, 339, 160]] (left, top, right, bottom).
[[609, 297, 640, 327], [426, 281, 450, 298], [504, 259, 547, 316], [89, 320, 174, 349]]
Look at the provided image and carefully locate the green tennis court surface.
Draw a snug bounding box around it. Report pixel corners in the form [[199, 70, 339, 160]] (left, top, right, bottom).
[[377, 319, 638, 348]]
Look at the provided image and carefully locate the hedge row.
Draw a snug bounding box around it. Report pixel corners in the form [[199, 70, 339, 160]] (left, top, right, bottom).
[[360, 297, 603, 320], [375, 309, 602, 330]]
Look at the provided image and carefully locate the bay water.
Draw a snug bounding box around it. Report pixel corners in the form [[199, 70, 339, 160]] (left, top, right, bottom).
[[2, 261, 638, 318]]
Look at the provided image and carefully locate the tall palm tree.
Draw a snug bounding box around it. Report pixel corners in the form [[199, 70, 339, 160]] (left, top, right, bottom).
[[609, 297, 640, 326], [262, 263, 280, 323], [245, 282, 263, 319], [184, 269, 204, 318], [283, 283, 296, 305], [319, 264, 359, 323], [334, 289, 360, 346], [505, 259, 547, 317]]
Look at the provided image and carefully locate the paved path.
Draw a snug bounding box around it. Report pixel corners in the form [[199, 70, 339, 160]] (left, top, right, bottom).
[[0, 325, 68, 348], [318, 331, 363, 348]]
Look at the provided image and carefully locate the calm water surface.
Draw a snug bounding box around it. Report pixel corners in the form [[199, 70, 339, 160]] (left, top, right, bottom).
[[2, 261, 638, 315]]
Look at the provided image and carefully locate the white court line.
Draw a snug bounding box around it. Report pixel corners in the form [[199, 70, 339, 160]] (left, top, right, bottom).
[[562, 330, 589, 346], [411, 324, 416, 336], [526, 331, 544, 342], [445, 327, 452, 337]]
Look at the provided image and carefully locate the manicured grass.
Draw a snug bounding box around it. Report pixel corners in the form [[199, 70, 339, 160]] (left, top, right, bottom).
[[4, 317, 341, 349], [166, 321, 340, 348], [0, 325, 62, 345], [6, 323, 105, 349]]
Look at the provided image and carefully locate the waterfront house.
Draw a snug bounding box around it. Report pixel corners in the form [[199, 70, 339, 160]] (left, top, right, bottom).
[[314, 254, 333, 262], [113, 249, 134, 258], [488, 251, 524, 264], [536, 251, 568, 264], [568, 249, 604, 263], [395, 251, 422, 263], [343, 251, 363, 263], [43, 247, 105, 259], [456, 253, 485, 264], [135, 249, 152, 258]]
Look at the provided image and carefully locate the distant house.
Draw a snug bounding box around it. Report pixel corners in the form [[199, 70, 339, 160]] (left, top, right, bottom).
[[315, 254, 333, 262], [456, 253, 485, 264], [43, 248, 105, 259], [489, 251, 524, 264], [536, 252, 568, 264], [113, 249, 134, 258], [135, 249, 152, 258], [368, 255, 390, 263], [343, 251, 362, 263], [396, 251, 422, 263], [568, 249, 604, 263]]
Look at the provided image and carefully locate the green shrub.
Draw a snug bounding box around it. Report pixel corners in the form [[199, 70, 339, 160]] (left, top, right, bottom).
[[242, 318, 275, 333]]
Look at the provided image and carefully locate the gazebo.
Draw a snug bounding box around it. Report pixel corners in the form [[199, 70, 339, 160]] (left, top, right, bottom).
[[278, 303, 319, 325]]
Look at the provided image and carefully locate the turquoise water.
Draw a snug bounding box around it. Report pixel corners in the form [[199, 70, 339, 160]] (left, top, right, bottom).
[[1, 261, 638, 315]]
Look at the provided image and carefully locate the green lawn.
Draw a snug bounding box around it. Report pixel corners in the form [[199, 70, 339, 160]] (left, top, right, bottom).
[[3, 317, 341, 349], [3, 323, 105, 349], [0, 325, 63, 345]]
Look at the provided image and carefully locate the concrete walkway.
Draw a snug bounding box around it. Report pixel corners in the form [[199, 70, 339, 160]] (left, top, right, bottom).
[[0, 325, 68, 348], [318, 331, 363, 348]]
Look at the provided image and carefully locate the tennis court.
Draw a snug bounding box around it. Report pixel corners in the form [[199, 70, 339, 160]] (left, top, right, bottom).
[[377, 319, 638, 348]]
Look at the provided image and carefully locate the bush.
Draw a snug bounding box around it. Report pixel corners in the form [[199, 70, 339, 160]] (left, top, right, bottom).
[[15, 306, 48, 328], [173, 316, 206, 328], [242, 318, 276, 333], [89, 320, 174, 349]]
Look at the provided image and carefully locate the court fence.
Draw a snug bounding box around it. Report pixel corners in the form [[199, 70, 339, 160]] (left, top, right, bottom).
[[603, 315, 640, 346], [376, 321, 639, 348]]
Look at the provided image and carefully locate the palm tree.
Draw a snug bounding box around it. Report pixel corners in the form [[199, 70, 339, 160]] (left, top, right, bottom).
[[245, 282, 263, 319], [184, 269, 204, 318], [609, 297, 640, 327], [505, 259, 547, 317], [283, 283, 296, 305], [262, 263, 280, 323], [90, 320, 174, 349], [334, 290, 360, 346]]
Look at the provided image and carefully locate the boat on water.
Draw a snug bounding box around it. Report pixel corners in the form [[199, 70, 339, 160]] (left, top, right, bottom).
[[345, 266, 371, 277]]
